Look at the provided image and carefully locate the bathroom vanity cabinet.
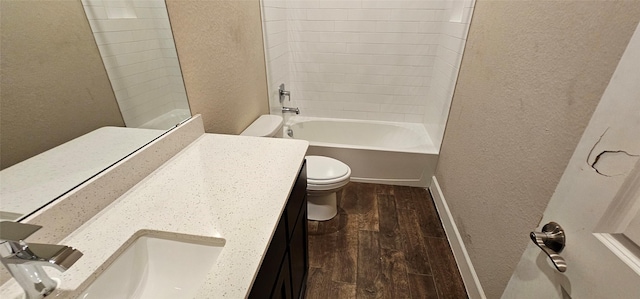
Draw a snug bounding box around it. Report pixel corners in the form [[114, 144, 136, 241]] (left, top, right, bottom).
[[249, 161, 308, 299], [0, 120, 312, 298]]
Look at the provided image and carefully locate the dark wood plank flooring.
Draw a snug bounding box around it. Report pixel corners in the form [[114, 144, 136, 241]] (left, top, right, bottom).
[[306, 182, 467, 299]]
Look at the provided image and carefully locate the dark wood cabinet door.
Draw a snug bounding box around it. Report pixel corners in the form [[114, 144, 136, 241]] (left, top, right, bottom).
[[287, 162, 307, 238], [248, 216, 287, 299], [249, 160, 308, 299], [289, 202, 308, 299], [272, 252, 292, 299]]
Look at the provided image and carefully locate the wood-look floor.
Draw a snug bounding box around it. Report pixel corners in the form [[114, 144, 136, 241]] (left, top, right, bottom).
[[305, 182, 467, 299]]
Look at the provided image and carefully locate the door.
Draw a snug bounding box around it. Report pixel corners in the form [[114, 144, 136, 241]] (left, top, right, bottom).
[[503, 23, 640, 298]]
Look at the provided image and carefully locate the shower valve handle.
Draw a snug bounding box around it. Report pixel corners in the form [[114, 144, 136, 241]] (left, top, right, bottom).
[[279, 83, 290, 103]]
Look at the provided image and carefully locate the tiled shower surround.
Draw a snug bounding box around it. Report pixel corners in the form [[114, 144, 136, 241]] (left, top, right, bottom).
[[262, 0, 474, 147], [82, 0, 188, 128]]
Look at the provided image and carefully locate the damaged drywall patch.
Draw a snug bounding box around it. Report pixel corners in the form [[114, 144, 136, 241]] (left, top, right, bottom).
[[591, 150, 639, 176], [587, 128, 639, 177]]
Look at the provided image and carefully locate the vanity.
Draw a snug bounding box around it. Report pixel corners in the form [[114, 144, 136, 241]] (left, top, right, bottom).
[[2, 0, 310, 297], [0, 116, 310, 299]]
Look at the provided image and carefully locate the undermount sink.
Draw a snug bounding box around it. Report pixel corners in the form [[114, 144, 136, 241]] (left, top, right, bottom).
[[79, 235, 225, 299]]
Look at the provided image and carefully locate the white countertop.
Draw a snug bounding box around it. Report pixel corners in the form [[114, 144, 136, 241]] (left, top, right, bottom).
[[0, 126, 165, 220], [1, 133, 308, 298]]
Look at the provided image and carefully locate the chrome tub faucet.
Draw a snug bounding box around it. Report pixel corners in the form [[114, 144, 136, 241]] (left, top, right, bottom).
[[0, 221, 83, 298], [279, 83, 299, 114], [282, 107, 300, 114]]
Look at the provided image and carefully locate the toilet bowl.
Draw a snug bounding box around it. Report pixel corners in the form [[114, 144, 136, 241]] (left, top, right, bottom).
[[305, 155, 351, 221], [241, 115, 351, 221]]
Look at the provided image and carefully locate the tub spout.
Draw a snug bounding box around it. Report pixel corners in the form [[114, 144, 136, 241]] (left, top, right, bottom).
[[282, 107, 300, 114]]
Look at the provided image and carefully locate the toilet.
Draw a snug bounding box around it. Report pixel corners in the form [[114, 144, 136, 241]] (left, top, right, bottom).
[[241, 115, 350, 221]]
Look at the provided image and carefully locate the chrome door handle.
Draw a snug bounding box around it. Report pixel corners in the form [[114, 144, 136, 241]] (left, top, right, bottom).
[[530, 221, 567, 272]]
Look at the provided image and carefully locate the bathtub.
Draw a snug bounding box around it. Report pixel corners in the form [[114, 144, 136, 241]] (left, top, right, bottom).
[[284, 116, 439, 187]]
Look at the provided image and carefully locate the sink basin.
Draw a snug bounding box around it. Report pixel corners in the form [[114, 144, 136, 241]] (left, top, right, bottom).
[[79, 235, 225, 299]]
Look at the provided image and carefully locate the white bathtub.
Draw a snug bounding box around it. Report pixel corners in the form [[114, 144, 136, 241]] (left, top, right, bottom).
[[284, 116, 439, 187]]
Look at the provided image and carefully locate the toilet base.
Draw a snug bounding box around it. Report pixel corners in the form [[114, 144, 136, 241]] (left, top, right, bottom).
[[307, 192, 337, 221]]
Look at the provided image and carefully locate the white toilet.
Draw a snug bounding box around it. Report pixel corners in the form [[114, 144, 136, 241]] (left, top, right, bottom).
[[241, 115, 350, 221]]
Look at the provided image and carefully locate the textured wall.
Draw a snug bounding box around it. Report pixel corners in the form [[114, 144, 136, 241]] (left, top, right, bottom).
[[0, 0, 124, 169], [166, 0, 269, 134], [435, 1, 640, 298]]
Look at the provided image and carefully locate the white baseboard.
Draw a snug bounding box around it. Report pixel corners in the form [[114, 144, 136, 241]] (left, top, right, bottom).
[[429, 176, 486, 299]]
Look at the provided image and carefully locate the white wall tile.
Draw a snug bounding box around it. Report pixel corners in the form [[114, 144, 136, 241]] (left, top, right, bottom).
[[343, 102, 381, 112], [261, 0, 474, 128], [404, 113, 425, 123], [384, 75, 430, 87], [334, 20, 377, 32], [84, 0, 185, 128], [266, 20, 287, 34], [439, 34, 466, 54], [362, 1, 448, 10], [346, 43, 435, 55], [307, 9, 348, 20], [263, 7, 287, 21], [359, 32, 440, 45], [423, 0, 477, 148], [347, 9, 389, 21], [318, 0, 362, 9], [263, 0, 287, 8], [388, 9, 440, 22], [287, 0, 319, 9], [287, 9, 307, 20], [133, 1, 166, 8], [297, 100, 344, 110], [347, 93, 395, 104], [267, 31, 288, 47], [380, 104, 426, 114], [375, 21, 425, 33], [366, 112, 405, 122], [333, 83, 389, 95], [292, 42, 347, 53], [292, 20, 335, 32], [290, 31, 358, 43], [344, 74, 387, 85], [392, 95, 429, 105]]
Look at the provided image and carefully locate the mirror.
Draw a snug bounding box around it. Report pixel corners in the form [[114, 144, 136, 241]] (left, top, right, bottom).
[[0, 0, 191, 221]]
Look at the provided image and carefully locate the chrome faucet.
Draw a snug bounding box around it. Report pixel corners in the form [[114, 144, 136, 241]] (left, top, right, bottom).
[[282, 107, 300, 114], [0, 221, 83, 299]]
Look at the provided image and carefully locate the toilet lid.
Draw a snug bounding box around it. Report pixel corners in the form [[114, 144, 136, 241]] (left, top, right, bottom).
[[306, 156, 350, 181]]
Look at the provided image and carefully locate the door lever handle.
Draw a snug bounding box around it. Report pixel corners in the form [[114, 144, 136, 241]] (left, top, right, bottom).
[[530, 221, 567, 272]]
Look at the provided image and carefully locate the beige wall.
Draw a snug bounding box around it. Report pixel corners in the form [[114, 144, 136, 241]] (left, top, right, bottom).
[[0, 1, 125, 169], [167, 0, 269, 134], [435, 1, 640, 298]]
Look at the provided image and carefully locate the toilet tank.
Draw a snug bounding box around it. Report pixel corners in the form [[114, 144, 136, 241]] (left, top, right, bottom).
[[240, 115, 284, 137]]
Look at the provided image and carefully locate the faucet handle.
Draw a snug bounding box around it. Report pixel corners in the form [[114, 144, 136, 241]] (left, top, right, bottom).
[[0, 221, 42, 242], [279, 83, 291, 103]]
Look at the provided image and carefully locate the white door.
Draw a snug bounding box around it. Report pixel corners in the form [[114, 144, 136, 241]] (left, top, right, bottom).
[[503, 23, 640, 298]]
